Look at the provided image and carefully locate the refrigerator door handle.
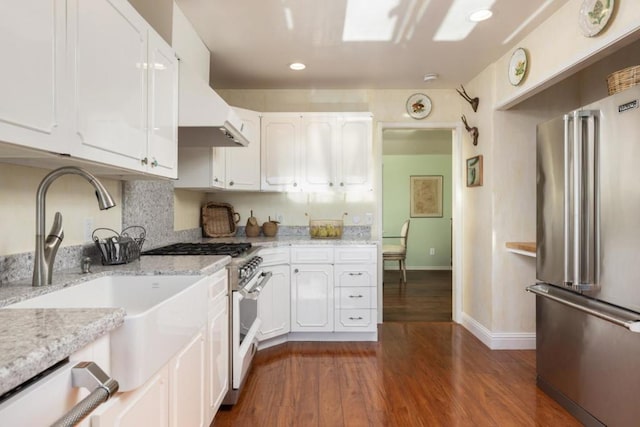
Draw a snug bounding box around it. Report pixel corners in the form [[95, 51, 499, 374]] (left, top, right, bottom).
[[563, 114, 573, 287], [573, 110, 599, 291], [527, 284, 640, 333]]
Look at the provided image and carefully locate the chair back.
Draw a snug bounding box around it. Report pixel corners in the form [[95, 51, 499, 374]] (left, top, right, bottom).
[[400, 219, 410, 250]]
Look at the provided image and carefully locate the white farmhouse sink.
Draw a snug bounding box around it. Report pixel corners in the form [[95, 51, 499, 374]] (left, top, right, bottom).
[[8, 275, 208, 391]]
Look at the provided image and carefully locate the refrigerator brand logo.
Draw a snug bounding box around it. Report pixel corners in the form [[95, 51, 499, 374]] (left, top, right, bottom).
[[618, 100, 638, 113]]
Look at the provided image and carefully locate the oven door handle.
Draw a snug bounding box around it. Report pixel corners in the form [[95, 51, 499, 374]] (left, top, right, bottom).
[[239, 271, 272, 300]]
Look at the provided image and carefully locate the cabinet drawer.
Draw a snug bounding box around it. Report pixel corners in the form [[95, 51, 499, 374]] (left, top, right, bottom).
[[334, 264, 376, 287], [337, 287, 372, 309], [258, 246, 290, 266], [334, 246, 376, 264], [291, 246, 334, 264], [335, 309, 376, 331], [208, 269, 228, 301]]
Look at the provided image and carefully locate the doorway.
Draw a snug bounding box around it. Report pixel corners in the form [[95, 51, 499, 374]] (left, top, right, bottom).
[[376, 122, 463, 324]]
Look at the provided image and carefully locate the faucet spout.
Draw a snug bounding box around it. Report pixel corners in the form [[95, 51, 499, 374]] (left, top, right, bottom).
[[33, 167, 116, 287]]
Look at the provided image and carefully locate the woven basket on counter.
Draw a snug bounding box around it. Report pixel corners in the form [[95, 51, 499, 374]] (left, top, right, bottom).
[[202, 202, 240, 237], [607, 65, 640, 95]]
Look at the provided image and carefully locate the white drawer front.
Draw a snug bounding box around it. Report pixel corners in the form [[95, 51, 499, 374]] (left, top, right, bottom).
[[291, 246, 334, 264], [258, 246, 290, 266], [337, 287, 372, 309], [335, 309, 376, 331], [334, 264, 375, 287], [334, 246, 376, 264]]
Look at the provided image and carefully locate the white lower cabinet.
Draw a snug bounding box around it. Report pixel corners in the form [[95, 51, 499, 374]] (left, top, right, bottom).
[[290, 263, 334, 332], [258, 264, 291, 340], [206, 269, 229, 421], [91, 366, 169, 427], [168, 328, 206, 427]]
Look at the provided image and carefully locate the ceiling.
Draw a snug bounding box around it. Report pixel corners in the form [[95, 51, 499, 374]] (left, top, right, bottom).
[[176, 0, 570, 90]]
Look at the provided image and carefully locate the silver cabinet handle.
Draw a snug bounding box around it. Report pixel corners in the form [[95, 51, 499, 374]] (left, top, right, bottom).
[[348, 295, 364, 298], [293, 182, 298, 187], [229, 181, 234, 186], [293, 268, 299, 273], [51, 362, 119, 427], [348, 272, 363, 276], [348, 316, 363, 320], [150, 158, 158, 167], [141, 157, 148, 165], [340, 182, 344, 186]]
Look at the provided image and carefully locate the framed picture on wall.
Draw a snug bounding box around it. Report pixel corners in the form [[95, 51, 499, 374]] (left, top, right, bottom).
[[410, 175, 443, 218], [466, 155, 483, 187]]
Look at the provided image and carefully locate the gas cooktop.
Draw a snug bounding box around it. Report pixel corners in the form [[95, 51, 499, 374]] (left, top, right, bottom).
[[141, 242, 252, 257]]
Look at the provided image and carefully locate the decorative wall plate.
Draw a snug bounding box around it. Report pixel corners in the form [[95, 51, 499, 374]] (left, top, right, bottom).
[[579, 0, 614, 37], [406, 93, 432, 119], [508, 48, 528, 86]]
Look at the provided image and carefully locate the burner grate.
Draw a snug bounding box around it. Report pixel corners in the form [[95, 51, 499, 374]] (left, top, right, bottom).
[[142, 243, 252, 257]]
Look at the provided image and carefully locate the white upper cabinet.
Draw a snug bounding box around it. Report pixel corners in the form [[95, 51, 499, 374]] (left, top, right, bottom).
[[0, 0, 67, 153], [261, 114, 301, 191], [261, 112, 372, 192], [225, 108, 261, 190], [147, 30, 179, 178], [0, 0, 178, 177], [67, 0, 178, 178]]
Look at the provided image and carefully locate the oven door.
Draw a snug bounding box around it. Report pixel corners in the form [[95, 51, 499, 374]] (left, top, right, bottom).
[[232, 271, 272, 389]]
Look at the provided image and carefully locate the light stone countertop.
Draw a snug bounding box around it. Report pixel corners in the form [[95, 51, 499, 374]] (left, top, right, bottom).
[[199, 235, 379, 246], [0, 254, 230, 397]]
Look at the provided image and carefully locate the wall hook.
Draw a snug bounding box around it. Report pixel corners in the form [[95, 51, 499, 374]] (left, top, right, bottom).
[[456, 85, 479, 112], [461, 115, 479, 146]]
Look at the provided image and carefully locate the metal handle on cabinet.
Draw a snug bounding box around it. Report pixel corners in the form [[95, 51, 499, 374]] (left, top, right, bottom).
[[150, 158, 158, 167], [329, 182, 334, 187], [293, 182, 298, 187], [50, 361, 119, 427], [229, 181, 234, 186], [348, 272, 363, 276], [349, 294, 364, 298], [349, 316, 363, 320], [141, 157, 148, 165], [340, 182, 344, 187], [294, 268, 299, 273], [214, 177, 219, 183]]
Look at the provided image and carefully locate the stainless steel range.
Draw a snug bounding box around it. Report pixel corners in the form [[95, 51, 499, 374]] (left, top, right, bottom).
[[142, 242, 270, 405]]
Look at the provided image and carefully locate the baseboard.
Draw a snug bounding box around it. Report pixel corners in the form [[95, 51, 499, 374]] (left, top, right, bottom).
[[460, 313, 536, 350]]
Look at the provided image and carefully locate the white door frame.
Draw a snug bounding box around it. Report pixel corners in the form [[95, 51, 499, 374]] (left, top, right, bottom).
[[376, 121, 464, 323]]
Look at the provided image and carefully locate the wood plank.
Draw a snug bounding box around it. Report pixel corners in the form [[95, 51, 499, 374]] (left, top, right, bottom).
[[505, 241, 536, 253]]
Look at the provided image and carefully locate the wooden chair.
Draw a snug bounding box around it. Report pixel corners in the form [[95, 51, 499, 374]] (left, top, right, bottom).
[[383, 219, 410, 284]]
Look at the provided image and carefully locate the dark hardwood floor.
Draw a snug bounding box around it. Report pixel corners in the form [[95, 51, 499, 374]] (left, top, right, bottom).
[[214, 269, 579, 426], [383, 270, 452, 322]]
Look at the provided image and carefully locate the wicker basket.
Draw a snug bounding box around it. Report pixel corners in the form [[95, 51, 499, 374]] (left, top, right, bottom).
[[202, 202, 240, 237], [607, 65, 640, 95]]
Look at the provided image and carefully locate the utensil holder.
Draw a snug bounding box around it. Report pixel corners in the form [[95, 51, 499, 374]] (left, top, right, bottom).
[[92, 226, 146, 265]]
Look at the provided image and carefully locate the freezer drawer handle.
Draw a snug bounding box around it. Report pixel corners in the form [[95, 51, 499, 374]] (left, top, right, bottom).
[[50, 361, 119, 427], [527, 285, 640, 333]]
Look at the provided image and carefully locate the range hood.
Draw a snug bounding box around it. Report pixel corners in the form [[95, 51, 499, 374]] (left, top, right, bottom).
[[177, 63, 251, 147]]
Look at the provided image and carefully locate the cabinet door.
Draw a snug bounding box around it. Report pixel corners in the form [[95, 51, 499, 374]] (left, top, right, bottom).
[[211, 147, 226, 188], [0, 0, 67, 152], [169, 329, 206, 427], [258, 264, 291, 340], [291, 264, 333, 332], [336, 116, 372, 190], [68, 0, 148, 171], [91, 365, 169, 427], [226, 108, 261, 190], [207, 295, 228, 422], [301, 115, 336, 190], [147, 30, 178, 178], [261, 115, 301, 191]]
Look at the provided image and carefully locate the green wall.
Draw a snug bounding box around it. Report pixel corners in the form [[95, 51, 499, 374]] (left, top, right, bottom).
[[383, 154, 452, 269]]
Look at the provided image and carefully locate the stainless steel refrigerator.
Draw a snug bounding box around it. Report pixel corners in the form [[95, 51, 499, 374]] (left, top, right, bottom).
[[528, 85, 640, 427]]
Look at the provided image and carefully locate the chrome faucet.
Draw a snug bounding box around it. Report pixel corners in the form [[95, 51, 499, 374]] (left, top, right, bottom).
[[33, 166, 116, 286]]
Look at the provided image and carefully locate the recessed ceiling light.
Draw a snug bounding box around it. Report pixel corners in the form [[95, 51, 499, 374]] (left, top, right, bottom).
[[423, 73, 439, 82], [289, 62, 306, 71], [469, 9, 493, 22]]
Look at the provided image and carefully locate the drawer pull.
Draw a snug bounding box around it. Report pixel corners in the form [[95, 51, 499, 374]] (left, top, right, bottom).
[[348, 294, 364, 298], [349, 316, 364, 320], [348, 272, 363, 276]]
